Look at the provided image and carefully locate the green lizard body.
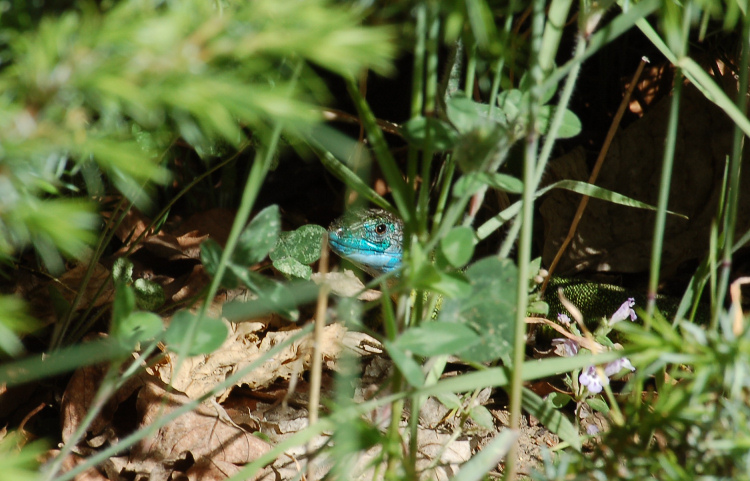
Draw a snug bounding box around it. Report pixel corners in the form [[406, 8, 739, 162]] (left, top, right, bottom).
[[328, 208, 695, 323]]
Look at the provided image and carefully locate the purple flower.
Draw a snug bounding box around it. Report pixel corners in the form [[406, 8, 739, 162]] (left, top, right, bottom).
[[552, 338, 579, 357], [557, 313, 571, 326], [579, 365, 604, 394], [604, 357, 635, 377], [610, 298, 637, 325], [579, 357, 636, 394]]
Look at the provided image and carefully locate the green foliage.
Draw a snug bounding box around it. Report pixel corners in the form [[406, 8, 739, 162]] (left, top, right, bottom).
[[0, 432, 45, 481], [0, 296, 37, 357], [164, 311, 227, 356], [543, 312, 750, 479], [437, 257, 517, 364], [112, 257, 165, 311], [111, 270, 163, 345], [201, 205, 280, 286], [439, 226, 476, 269], [0, 0, 396, 476], [393, 322, 481, 356], [0, 0, 394, 270], [200, 204, 301, 320], [270, 224, 327, 279], [2, 0, 750, 479], [401, 117, 459, 151]]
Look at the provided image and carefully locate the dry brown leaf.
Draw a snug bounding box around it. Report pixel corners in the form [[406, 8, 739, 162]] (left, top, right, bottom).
[[143, 231, 209, 261], [107, 208, 152, 246], [311, 270, 382, 301], [28, 262, 114, 324], [44, 449, 109, 481], [174, 208, 236, 247], [59, 262, 114, 308], [156, 322, 349, 401], [156, 264, 210, 307], [186, 458, 242, 481], [127, 375, 271, 479], [60, 350, 144, 452]]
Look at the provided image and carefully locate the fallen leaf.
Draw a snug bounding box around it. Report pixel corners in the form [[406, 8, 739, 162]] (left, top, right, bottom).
[[155, 321, 349, 401], [128, 375, 271, 479]]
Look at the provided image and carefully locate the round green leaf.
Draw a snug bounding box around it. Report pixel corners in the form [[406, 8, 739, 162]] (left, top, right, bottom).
[[440, 226, 475, 268], [447, 96, 506, 133], [112, 257, 134, 285], [270, 224, 326, 265], [547, 391, 572, 409], [482, 173, 524, 194], [538, 106, 582, 139], [134, 278, 166, 310], [116, 311, 163, 343], [469, 405, 494, 430], [401, 117, 458, 150], [412, 264, 472, 299], [165, 311, 228, 356], [272, 257, 313, 279], [452, 173, 485, 198], [234, 204, 281, 266], [586, 397, 610, 414], [435, 392, 462, 410], [437, 257, 518, 363], [201, 239, 239, 288], [112, 283, 136, 328], [394, 322, 480, 357]]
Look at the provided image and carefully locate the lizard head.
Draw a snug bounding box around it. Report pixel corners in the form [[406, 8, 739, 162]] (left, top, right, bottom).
[[327, 208, 403, 276]]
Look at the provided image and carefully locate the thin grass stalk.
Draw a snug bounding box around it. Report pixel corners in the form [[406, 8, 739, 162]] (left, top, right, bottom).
[[505, 0, 546, 477], [346, 79, 413, 222], [67, 142, 241, 344], [410, 5, 440, 456], [416, 4, 441, 234], [499, 30, 586, 260], [714, 14, 750, 327], [57, 200, 130, 346], [673, 157, 731, 323], [53, 136, 178, 348], [638, 17, 750, 139], [645, 71, 682, 323], [538, 0, 574, 74], [306, 236, 330, 479], [465, 43, 477, 99], [431, 155, 456, 232], [432, 36, 463, 232], [645, 1, 692, 323], [488, 58, 506, 117], [124, 142, 245, 257], [407, 3, 427, 192], [487, 0, 516, 122], [637, 19, 687, 404], [544, 0, 660, 92], [44, 364, 124, 480], [49, 197, 128, 350]]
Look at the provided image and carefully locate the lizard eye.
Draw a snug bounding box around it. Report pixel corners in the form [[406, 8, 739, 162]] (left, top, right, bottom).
[[375, 223, 387, 235]]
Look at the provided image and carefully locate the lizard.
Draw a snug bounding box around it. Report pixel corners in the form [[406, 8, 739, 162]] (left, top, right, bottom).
[[327, 207, 701, 324]]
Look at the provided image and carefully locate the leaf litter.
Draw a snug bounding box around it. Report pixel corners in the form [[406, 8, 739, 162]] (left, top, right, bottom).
[[12, 205, 562, 480]]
